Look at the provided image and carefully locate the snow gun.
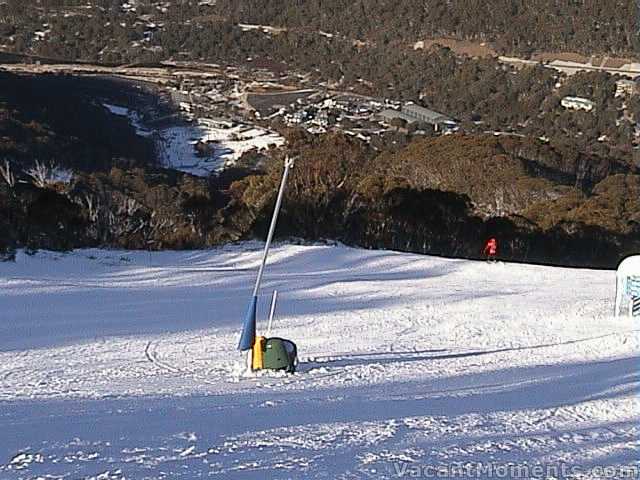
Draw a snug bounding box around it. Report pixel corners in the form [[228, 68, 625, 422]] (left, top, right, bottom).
[[238, 157, 298, 373]]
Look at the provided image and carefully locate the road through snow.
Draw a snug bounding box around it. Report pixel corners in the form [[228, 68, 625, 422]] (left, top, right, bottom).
[[0, 243, 638, 479]]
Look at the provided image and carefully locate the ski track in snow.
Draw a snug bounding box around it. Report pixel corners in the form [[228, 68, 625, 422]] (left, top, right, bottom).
[[0, 243, 638, 479]]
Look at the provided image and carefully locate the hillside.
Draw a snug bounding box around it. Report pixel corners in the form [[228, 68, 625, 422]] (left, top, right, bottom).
[[0, 244, 638, 478], [2, 1, 637, 62], [225, 132, 640, 268], [2, 117, 640, 267], [219, 0, 639, 58], [0, 72, 156, 172], [1, 4, 639, 479]]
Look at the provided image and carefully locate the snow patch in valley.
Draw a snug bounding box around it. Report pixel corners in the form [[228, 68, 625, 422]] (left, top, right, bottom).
[[103, 102, 284, 177], [158, 122, 284, 177]]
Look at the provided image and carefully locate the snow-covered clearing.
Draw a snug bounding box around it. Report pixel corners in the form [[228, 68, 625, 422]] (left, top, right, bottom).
[[103, 102, 284, 176], [0, 244, 638, 479], [159, 123, 284, 177]]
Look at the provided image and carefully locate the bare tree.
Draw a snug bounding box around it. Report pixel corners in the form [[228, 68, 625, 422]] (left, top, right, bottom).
[[26, 161, 49, 188], [118, 197, 141, 217], [83, 194, 99, 223], [26, 161, 74, 189], [0, 159, 15, 189]]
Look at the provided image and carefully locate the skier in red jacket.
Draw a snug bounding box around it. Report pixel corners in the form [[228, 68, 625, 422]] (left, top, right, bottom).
[[483, 237, 498, 261]]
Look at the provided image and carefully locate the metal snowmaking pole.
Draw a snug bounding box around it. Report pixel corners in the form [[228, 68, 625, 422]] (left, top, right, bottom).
[[267, 290, 278, 336], [238, 156, 295, 356]]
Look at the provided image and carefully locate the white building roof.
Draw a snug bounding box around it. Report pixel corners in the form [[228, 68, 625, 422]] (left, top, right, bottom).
[[402, 104, 451, 123], [561, 96, 594, 105], [379, 109, 417, 123]]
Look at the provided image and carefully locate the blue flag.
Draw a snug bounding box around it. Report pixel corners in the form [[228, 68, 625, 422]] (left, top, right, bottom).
[[238, 296, 258, 351]]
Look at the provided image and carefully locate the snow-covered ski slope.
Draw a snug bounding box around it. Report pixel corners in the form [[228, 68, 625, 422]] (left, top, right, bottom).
[[0, 243, 638, 479]]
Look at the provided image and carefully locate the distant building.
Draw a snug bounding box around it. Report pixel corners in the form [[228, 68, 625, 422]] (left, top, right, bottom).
[[312, 110, 333, 127], [402, 104, 452, 125], [378, 109, 416, 125], [615, 79, 638, 97], [170, 90, 191, 105], [289, 110, 311, 124], [560, 96, 595, 112], [379, 103, 456, 131]]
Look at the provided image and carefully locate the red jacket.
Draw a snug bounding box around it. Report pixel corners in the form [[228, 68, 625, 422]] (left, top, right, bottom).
[[484, 238, 498, 256]]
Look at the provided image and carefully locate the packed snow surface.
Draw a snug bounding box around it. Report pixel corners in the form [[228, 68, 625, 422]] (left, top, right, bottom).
[[0, 244, 638, 479]]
